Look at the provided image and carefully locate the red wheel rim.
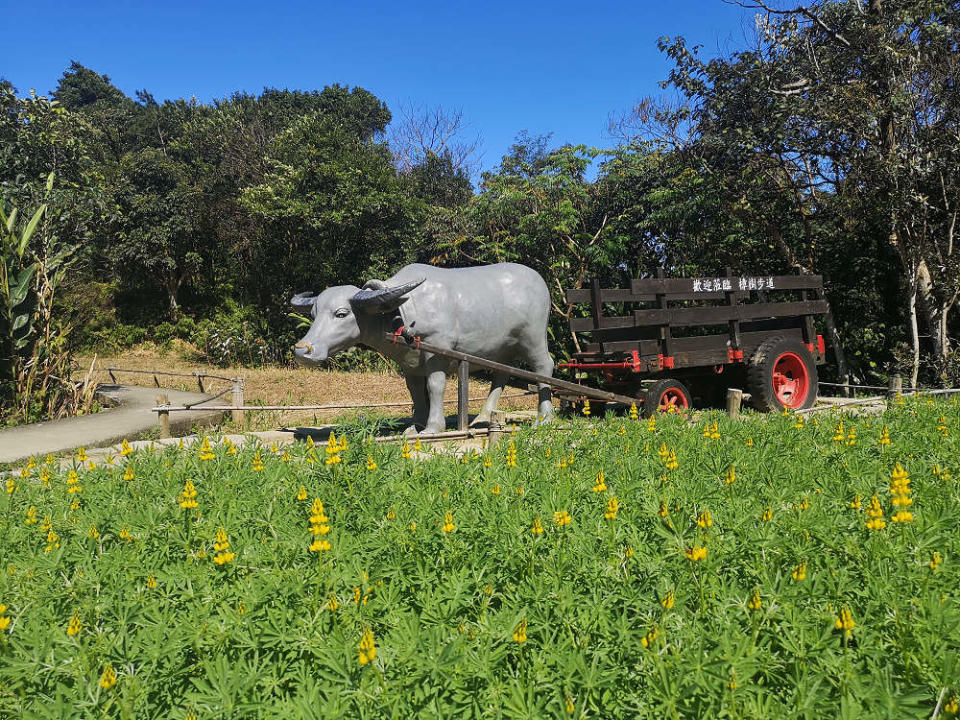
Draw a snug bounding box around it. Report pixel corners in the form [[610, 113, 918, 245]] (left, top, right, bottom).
[[658, 387, 689, 413], [772, 352, 810, 408]]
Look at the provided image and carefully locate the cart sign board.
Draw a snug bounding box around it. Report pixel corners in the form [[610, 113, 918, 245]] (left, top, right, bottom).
[[691, 276, 776, 293]]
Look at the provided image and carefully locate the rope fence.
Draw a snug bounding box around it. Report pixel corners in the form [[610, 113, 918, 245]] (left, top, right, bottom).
[[105, 366, 241, 393]]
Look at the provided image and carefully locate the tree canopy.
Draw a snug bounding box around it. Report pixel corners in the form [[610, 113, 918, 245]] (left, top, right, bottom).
[[3, 2, 957, 385]]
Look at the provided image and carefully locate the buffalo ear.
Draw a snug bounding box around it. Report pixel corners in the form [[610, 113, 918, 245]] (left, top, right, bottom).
[[290, 292, 317, 308], [350, 278, 425, 315]]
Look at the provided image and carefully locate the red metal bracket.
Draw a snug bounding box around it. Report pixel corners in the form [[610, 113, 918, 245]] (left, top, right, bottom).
[[657, 354, 675, 370], [630, 350, 641, 373], [817, 334, 826, 354], [727, 348, 744, 363], [392, 326, 405, 343]]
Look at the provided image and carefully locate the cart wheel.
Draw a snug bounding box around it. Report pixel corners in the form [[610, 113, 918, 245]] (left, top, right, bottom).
[[747, 336, 818, 412], [643, 379, 693, 418]]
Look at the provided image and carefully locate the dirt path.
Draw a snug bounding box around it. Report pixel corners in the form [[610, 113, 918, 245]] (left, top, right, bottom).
[[0, 385, 223, 464]]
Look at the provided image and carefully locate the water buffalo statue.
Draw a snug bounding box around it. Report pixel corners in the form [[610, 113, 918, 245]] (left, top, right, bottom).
[[291, 263, 555, 434]]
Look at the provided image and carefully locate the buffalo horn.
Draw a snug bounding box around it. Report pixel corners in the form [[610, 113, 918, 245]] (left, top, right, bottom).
[[290, 292, 317, 307], [350, 278, 425, 314]]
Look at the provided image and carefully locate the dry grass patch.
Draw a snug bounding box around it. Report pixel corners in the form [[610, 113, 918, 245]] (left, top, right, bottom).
[[76, 345, 538, 430]]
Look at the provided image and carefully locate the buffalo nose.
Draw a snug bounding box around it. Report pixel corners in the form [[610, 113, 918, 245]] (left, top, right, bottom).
[[294, 341, 313, 356]]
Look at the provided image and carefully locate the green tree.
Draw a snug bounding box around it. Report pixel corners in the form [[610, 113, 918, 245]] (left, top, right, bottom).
[[435, 135, 623, 354]]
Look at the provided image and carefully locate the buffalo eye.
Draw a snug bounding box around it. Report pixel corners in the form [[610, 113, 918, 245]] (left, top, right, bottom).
[[334, 308, 351, 319]]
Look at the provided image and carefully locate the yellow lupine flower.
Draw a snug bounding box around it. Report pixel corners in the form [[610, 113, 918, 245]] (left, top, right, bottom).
[[629, 402, 639, 420], [833, 421, 845, 442], [358, 628, 377, 665], [664, 450, 678, 470], [491, 483, 501, 495], [296, 485, 307, 501], [213, 528, 235, 565], [640, 625, 659, 648], [123, 465, 135, 481], [834, 606, 855, 637], [66, 611, 82, 636], [179, 480, 198, 510], [685, 545, 707, 562], [146, 574, 157, 589], [761, 507, 773, 522], [592, 470, 606, 493], [366, 456, 377, 471], [553, 510, 571, 527], [25, 506, 37, 525], [531, 516, 544, 535], [791, 560, 807, 581], [697, 509, 712, 528], [99, 663, 117, 690], [660, 591, 675, 610], [401, 442, 412, 460], [929, 551, 942, 570], [865, 493, 886, 530], [120, 439, 132, 456], [512, 618, 527, 643], [748, 589, 762, 610], [197, 437, 215, 461], [328, 594, 339, 611], [725, 466, 736, 485], [441, 511, 456, 533], [878, 426, 891, 446], [604, 496, 619, 520], [309, 538, 331, 552]]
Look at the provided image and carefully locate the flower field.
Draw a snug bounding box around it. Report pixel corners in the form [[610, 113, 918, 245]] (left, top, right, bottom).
[[2, 399, 959, 719]]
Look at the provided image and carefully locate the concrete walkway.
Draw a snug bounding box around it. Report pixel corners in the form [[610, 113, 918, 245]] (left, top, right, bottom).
[[0, 385, 226, 464]]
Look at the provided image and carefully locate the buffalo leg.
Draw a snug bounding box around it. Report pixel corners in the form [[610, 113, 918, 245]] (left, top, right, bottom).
[[404, 374, 428, 433], [524, 345, 555, 424], [471, 372, 507, 426], [423, 360, 449, 434]]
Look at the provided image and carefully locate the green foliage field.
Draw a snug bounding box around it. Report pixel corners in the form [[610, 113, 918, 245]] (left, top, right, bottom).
[[2, 400, 959, 719]]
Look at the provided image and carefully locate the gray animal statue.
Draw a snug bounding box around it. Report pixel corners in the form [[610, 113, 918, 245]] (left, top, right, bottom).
[[291, 263, 555, 434]]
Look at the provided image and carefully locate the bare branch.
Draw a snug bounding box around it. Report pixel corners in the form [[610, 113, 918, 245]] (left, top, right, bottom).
[[730, 0, 851, 47], [388, 101, 482, 175]]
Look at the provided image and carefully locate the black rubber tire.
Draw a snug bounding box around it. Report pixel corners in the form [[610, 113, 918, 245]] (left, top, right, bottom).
[[747, 336, 818, 412], [643, 378, 693, 418]]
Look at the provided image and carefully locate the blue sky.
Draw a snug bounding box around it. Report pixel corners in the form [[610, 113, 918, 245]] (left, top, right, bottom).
[[3, 1, 756, 174]]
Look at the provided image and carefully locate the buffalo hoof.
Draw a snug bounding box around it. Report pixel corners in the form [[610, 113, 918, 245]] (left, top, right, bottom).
[[402, 424, 421, 437], [469, 413, 490, 428], [534, 412, 555, 427]]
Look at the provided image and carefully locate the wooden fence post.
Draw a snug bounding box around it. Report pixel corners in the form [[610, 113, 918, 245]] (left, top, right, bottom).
[[726, 388, 743, 421], [156, 393, 170, 438], [457, 361, 470, 431], [232, 380, 245, 427], [487, 421, 503, 448], [888, 374, 903, 398]]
